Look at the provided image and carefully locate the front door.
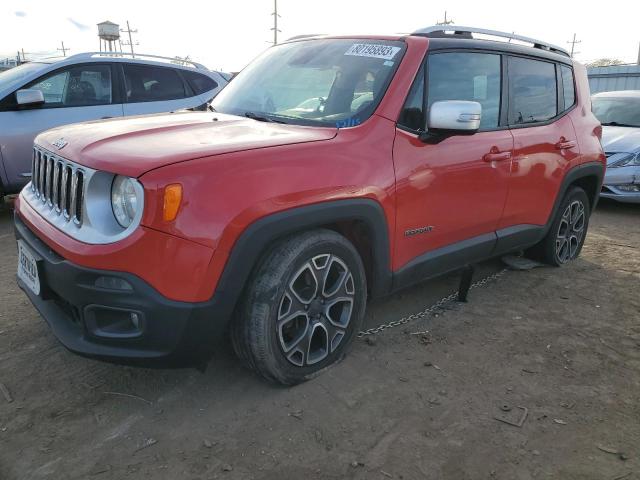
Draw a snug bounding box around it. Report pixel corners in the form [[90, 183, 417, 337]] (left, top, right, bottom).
[[0, 63, 123, 190], [392, 51, 513, 275]]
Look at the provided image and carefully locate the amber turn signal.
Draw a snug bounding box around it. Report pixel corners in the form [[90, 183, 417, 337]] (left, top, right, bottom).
[[163, 184, 182, 222]]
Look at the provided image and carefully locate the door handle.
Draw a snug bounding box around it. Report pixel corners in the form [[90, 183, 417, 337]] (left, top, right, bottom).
[[101, 116, 113, 120], [555, 139, 577, 150], [483, 151, 512, 162]]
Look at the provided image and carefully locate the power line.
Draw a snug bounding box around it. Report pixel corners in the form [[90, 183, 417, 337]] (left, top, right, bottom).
[[567, 33, 581, 58], [436, 11, 454, 26], [271, 0, 281, 46], [121, 20, 139, 57], [57, 41, 70, 57]]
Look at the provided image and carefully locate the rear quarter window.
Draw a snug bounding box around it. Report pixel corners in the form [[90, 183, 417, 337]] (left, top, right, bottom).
[[182, 71, 218, 95], [560, 65, 576, 110]]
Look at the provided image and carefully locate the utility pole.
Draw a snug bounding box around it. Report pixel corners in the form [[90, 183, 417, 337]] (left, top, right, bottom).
[[567, 33, 581, 58], [271, 0, 281, 45], [121, 21, 139, 57], [436, 11, 454, 26], [637, 41, 640, 65], [57, 41, 69, 57]]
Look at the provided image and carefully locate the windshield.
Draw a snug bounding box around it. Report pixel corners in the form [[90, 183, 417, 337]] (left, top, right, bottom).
[[592, 96, 640, 127], [211, 39, 405, 127], [0, 62, 48, 91]]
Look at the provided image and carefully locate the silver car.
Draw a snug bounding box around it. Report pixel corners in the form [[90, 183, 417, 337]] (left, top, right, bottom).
[[592, 90, 640, 203], [0, 52, 228, 195]]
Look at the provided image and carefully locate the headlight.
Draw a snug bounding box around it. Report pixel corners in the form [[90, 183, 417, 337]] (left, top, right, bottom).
[[609, 153, 640, 168], [111, 175, 142, 228]]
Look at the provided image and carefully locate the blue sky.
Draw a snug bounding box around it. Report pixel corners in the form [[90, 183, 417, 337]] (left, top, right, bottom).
[[2, 0, 639, 71]]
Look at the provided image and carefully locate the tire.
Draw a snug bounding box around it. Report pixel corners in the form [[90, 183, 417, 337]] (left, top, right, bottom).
[[231, 229, 367, 385], [531, 186, 591, 266]]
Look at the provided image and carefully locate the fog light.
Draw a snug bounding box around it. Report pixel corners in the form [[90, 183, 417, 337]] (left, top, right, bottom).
[[84, 305, 144, 339], [130, 312, 140, 329], [94, 276, 133, 291]]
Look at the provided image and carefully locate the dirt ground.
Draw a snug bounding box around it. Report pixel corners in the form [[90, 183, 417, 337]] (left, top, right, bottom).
[[0, 198, 638, 480]]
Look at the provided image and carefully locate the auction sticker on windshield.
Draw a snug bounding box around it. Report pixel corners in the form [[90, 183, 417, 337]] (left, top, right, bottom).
[[345, 44, 401, 60], [17, 240, 40, 296]]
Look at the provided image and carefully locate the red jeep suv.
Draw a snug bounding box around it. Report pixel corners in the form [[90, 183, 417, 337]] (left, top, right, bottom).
[[14, 27, 605, 384]]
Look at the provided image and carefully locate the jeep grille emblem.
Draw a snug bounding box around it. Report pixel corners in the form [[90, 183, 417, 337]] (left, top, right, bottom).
[[52, 138, 68, 150]]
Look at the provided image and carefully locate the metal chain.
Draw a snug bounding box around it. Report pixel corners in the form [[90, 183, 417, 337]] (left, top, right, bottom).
[[357, 268, 509, 337]]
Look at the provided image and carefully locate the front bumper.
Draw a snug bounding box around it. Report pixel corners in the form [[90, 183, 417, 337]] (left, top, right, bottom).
[[14, 213, 228, 364], [600, 167, 640, 204]]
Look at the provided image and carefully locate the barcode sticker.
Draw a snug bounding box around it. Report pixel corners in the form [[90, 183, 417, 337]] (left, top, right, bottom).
[[344, 44, 401, 60]]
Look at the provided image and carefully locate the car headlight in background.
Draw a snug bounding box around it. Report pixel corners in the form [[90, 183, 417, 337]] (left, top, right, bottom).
[[111, 175, 142, 228], [609, 153, 640, 168]]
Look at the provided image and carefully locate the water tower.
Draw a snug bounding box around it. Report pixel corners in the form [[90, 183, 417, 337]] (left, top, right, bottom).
[[97, 21, 121, 52]]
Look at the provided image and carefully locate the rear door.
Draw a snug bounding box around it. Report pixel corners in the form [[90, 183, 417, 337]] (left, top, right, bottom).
[[0, 63, 123, 189], [392, 51, 513, 272], [497, 56, 580, 231], [121, 64, 203, 116]]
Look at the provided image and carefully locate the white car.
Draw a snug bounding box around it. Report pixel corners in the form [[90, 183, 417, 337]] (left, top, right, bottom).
[[0, 52, 228, 195], [592, 90, 640, 204]]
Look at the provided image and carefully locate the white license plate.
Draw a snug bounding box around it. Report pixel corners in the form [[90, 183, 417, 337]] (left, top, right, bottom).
[[17, 240, 40, 296]]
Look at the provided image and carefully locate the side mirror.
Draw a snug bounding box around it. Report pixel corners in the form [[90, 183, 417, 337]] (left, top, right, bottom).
[[16, 89, 45, 107], [420, 100, 482, 144]]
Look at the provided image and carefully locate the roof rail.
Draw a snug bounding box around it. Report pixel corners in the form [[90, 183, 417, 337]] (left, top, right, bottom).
[[412, 25, 570, 57], [61, 51, 209, 70], [285, 34, 326, 42]]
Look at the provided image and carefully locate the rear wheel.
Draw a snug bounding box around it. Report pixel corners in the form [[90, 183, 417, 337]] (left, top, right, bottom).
[[531, 187, 590, 266], [231, 229, 367, 385]]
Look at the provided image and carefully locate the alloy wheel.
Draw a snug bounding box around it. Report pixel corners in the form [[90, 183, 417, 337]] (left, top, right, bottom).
[[556, 200, 585, 264], [277, 254, 355, 367]]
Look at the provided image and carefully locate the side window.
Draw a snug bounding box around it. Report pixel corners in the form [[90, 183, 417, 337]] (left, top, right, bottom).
[[561, 65, 576, 110], [508, 57, 557, 125], [427, 52, 501, 129], [182, 71, 218, 95], [398, 64, 425, 131], [27, 65, 112, 107], [123, 65, 186, 103]]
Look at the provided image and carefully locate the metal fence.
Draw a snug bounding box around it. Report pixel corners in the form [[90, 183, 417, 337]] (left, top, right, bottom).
[[587, 65, 640, 94]]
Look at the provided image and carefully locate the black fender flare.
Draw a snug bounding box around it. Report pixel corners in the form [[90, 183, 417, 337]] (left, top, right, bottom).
[[543, 161, 605, 236], [212, 198, 393, 319]]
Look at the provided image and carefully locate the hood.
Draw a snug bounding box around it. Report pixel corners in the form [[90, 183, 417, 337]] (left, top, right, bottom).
[[601, 126, 640, 157], [35, 112, 338, 177]]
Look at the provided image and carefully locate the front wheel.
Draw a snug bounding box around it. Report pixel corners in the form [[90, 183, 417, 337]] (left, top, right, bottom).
[[532, 186, 591, 266], [231, 229, 367, 385]]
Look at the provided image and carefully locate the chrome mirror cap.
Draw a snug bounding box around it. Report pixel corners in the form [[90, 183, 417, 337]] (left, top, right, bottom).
[[16, 89, 45, 106], [428, 100, 482, 132]]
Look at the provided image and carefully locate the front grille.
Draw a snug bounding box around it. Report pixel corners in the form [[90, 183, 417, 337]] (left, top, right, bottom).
[[31, 147, 85, 226]]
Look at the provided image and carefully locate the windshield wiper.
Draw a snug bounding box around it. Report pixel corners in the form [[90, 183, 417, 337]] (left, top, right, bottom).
[[600, 121, 638, 128], [244, 111, 287, 124]]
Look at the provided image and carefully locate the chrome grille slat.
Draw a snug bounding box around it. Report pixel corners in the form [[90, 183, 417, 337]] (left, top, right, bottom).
[[70, 169, 78, 224], [31, 150, 36, 193], [47, 157, 55, 206], [53, 161, 62, 212], [38, 153, 45, 198], [62, 166, 71, 219]]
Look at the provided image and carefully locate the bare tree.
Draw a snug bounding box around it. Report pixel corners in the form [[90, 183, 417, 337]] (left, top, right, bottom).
[[586, 58, 625, 67]]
